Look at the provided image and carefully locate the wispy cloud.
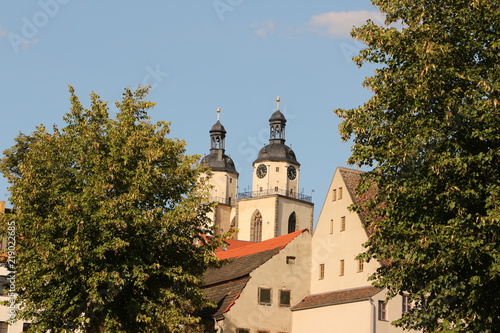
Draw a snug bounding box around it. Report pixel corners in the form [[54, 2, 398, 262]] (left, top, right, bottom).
[[309, 10, 385, 38], [252, 20, 276, 38]]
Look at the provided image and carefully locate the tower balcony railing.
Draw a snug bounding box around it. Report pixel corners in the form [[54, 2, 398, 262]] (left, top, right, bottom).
[[208, 196, 237, 206], [237, 188, 313, 203]]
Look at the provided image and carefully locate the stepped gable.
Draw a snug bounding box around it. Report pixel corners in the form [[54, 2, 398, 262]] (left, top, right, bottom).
[[291, 286, 382, 311]]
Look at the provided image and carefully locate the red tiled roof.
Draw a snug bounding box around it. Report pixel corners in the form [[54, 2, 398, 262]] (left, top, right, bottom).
[[291, 286, 382, 311], [216, 229, 307, 260], [216, 239, 256, 253]]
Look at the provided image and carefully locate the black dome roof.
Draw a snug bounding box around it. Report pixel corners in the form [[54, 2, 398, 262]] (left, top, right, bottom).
[[269, 110, 287, 122], [201, 152, 238, 175], [253, 143, 300, 166], [210, 120, 226, 133]]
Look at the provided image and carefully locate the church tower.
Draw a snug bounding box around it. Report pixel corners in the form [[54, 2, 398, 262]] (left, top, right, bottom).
[[201, 109, 238, 235], [237, 98, 314, 242]]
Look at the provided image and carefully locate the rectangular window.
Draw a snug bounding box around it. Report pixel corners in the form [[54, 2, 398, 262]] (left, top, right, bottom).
[[319, 264, 325, 280], [330, 219, 334, 234], [0, 322, 7, 333], [402, 295, 412, 313], [338, 187, 343, 199], [378, 301, 388, 321], [237, 329, 250, 333], [258, 331, 270, 333], [339, 260, 345, 276], [286, 256, 296, 264], [229, 178, 232, 183], [332, 189, 337, 201], [340, 216, 346, 231], [258, 288, 272, 305], [275, 186, 279, 192], [260, 187, 263, 192], [358, 259, 364, 272], [279, 290, 291, 306], [276, 167, 279, 172], [0, 276, 8, 296]]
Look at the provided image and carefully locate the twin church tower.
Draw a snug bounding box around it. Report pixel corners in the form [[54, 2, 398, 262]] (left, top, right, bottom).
[[201, 98, 314, 241]]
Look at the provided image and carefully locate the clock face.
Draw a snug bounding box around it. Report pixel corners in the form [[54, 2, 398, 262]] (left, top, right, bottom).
[[256, 164, 267, 178], [287, 165, 297, 180]]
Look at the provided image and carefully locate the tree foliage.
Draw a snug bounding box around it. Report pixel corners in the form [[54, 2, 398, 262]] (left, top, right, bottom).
[[335, 0, 499, 331], [0, 86, 223, 332]]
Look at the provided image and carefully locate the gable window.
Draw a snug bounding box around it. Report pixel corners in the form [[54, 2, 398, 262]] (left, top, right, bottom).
[[279, 290, 291, 307], [332, 189, 337, 201], [378, 301, 388, 321], [340, 216, 346, 231], [286, 256, 296, 264], [402, 295, 412, 313], [339, 260, 345, 276], [319, 264, 325, 280], [358, 259, 364, 272], [338, 187, 343, 199], [258, 288, 272, 305]]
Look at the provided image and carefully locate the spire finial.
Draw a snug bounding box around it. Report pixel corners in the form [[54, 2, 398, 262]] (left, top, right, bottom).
[[216, 107, 221, 121], [276, 96, 280, 110]]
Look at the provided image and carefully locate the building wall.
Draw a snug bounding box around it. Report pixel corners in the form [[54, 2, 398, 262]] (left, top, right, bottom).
[[292, 300, 373, 333], [212, 203, 234, 235], [311, 168, 379, 294], [237, 196, 313, 242], [371, 292, 420, 333], [237, 196, 277, 241], [220, 231, 311, 333], [252, 161, 299, 195], [276, 197, 313, 236], [205, 170, 238, 206], [302, 169, 420, 333], [292, 293, 419, 333]]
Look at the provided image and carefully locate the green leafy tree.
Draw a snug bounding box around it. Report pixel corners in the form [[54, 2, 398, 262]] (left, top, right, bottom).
[[0, 86, 223, 332], [335, 1, 499, 332]]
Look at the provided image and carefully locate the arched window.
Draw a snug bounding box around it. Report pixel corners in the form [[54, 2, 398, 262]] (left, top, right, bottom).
[[250, 210, 263, 242], [288, 212, 297, 234]]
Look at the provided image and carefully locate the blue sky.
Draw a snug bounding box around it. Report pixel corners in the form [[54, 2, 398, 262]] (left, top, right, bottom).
[[0, 0, 384, 221]]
